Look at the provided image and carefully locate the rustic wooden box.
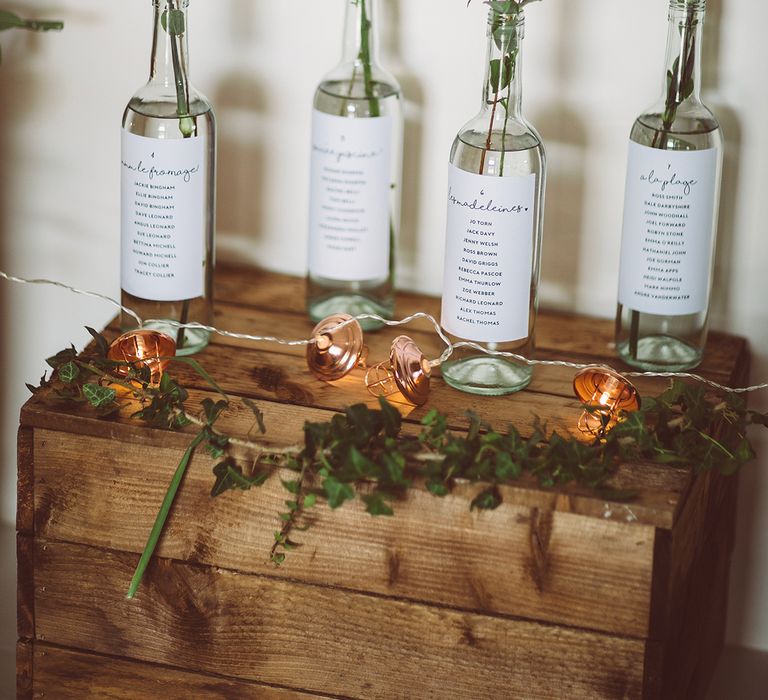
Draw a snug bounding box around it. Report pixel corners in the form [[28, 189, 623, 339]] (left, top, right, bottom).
[[17, 265, 749, 699]]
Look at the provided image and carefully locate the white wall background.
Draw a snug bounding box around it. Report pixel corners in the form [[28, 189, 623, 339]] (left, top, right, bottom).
[[0, 0, 766, 695]]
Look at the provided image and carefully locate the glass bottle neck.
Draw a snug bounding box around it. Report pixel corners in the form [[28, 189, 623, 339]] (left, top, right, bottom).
[[149, 0, 191, 88], [480, 10, 524, 120], [340, 0, 380, 67], [659, 1, 705, 112]]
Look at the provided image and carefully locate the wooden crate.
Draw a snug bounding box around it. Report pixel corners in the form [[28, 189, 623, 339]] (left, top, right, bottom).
[[17, 264, 749, 699]]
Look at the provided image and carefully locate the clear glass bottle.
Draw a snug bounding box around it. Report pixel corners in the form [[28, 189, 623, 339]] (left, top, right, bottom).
[[306, 0, 403, 330], [121, 0, 216, 355], [615, 0, 722, 371], [440, 7, 546, 395]]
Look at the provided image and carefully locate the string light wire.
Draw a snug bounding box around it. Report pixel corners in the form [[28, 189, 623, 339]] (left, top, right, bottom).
[[2, 270, 766, 396]]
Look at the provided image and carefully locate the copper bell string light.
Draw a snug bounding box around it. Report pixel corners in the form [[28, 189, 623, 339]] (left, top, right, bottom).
[[305, 314, 434, 407], [107, 329, 177, 386], [364, 335, 433, 407], [573, 366, 641, 437], [306, 313, 368, 382]]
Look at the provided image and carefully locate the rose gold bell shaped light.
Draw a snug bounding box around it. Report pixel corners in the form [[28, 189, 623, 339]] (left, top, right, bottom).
[[306, 313, 367, 382], [573, 366, 641, 437], [107, 329, 177, 386], [365, 335, 432, 406]]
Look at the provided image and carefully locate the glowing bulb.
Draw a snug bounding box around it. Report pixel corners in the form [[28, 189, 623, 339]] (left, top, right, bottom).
[[573, 367, 640, 437], [107, 329, 176, 386], [365, 336, 432, 406]]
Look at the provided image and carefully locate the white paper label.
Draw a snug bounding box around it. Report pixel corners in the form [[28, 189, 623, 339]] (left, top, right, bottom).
[[308, 110, 392, 281], [121, 130, 205, 301], [618, 141, 719, 316], [441, 164, 536, 343]]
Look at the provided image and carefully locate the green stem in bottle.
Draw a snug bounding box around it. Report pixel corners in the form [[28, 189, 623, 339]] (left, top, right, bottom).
[[632, 1, 697, 360], [166, 0, 194, 347], [166, 0, 194, 137], [357, 0, 380, 117]]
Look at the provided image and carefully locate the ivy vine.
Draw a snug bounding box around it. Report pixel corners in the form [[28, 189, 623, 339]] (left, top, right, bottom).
[[30, 329, 768, 590]]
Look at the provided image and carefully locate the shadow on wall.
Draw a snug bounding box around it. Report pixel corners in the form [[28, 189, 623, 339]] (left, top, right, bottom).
[[704, 0, 738, 327], [535, 0, 586, 312], [384, 0, 424, 287], [213, 0, 267, 252]]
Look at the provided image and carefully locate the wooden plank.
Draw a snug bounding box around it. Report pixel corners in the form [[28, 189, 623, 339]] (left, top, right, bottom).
[[17, 535, 34, 642], [654, 469, 739, 698], [34, 429, 659, 637], [34, 539, 648, 699], [33, 642, 330, 699], [17, 427, 34, 535], [17, 640, 33, 700]]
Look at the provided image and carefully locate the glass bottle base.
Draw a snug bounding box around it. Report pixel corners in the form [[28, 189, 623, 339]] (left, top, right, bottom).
[[140, 319, 211, 357], [616, 335, 702, 372], [307, 293, 393, 332], [441, 356, 532, 396]]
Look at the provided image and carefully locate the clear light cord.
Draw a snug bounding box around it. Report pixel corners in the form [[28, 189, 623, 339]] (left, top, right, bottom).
[[2, 270, 766, 395]]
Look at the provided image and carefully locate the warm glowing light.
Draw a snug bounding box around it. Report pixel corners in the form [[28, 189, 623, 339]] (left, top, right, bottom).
[[364, 336, 431, 406], [107, 329, 176, 386], [573, 367, 640, 437]]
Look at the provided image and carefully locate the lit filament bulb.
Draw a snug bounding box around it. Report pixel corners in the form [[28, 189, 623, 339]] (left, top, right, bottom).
[[573, 367, 640, 437], [107, 329, 177, 386], [364, 336, 432, 406]]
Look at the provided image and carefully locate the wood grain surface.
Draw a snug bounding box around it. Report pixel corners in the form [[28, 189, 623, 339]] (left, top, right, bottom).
[[17, 264, 750, 699], [34, 539, 648, 700]]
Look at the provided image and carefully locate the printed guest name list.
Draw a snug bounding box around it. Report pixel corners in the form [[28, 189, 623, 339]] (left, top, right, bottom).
[[308, 110, 393, 281], [441, 164, 535, 343], [121, 130, 205, 301], [618, 141, 719, 316]]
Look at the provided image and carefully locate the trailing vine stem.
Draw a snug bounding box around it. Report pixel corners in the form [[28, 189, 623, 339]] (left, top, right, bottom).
[[29, 326, 768, 579]]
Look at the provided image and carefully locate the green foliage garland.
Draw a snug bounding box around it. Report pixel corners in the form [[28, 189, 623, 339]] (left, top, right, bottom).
[[31, 329, 768, 587]]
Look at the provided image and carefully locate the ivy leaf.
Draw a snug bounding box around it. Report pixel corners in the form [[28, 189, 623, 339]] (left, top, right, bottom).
[[426, 480, 450, 497], [281, 478, 300, 495], [470, 486, 502, 511], [85, 326, 110, 357], [0, 10, 62, 32], [362, 491, 394, 517], [379, 396, 402, 438], [347, 445, 377, 477], [58, 361, 79, 384], [161, 9, 185, 36], [46, 346, 77, 369], [243, 397, 266, 434], [82, 383, 116, 408], [303, 493, 317, 509], [323, 475, 355, 509], [201, 397, 228, 425]]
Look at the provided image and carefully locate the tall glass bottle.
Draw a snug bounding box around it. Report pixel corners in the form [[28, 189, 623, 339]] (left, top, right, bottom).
[[121, 0, 216, 355], [615, 0, 722, 371], [306, 0, 403, 329], [440, 6, 546, 395]]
